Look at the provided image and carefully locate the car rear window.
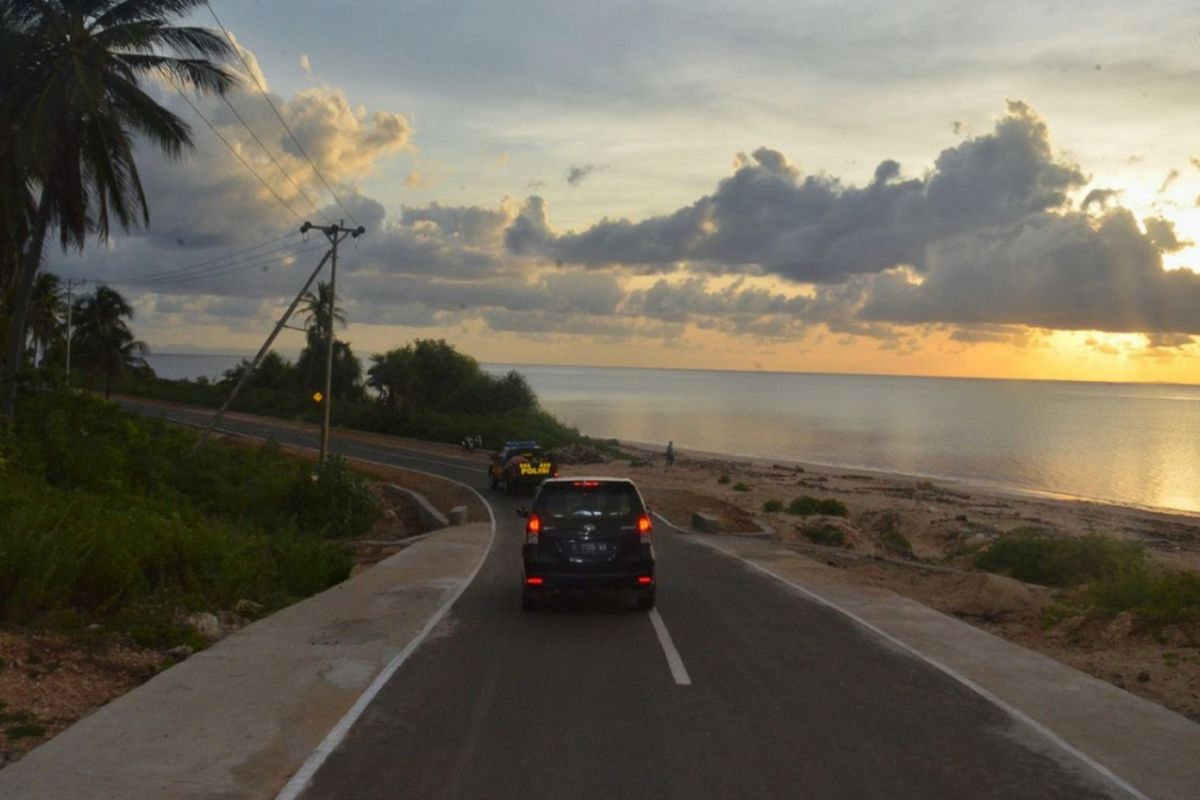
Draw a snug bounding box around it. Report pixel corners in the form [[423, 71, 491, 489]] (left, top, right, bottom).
[[536, 481, 642, 520]]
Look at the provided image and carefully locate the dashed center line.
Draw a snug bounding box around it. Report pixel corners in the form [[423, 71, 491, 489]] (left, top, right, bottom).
[[648, 608, 692, 686]]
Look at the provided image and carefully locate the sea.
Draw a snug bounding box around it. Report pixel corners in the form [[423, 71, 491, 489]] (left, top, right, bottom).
[[143, 354, 1200, 515]]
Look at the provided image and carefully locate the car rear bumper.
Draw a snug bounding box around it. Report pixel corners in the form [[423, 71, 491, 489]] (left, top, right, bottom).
[[523, 565, 655, 592]]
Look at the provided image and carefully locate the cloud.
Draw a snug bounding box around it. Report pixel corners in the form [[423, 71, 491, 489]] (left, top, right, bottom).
[[857, 208, 1200, 334], [1081, 188, 1120, 212], [1142, 216, 1193, 253], [1157, 169, 1180, 194], [566, 164, 597, 186], [533, 103, 1087, 285], [1144, 332, 1194, 349]]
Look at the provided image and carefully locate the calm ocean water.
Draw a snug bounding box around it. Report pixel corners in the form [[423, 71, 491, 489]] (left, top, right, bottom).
[[145, 354, 1200, 514]]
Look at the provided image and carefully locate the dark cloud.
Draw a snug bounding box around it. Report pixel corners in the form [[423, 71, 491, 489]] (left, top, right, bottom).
[[948, 325, 1027, 344], [1081, 188, 1120, 212], [1143, 216, 1192, 253], [857, 209, 1200, 334], [531, 103, 1087, 286], [1144, 333, 1194, 349], [566, 164, 598, 186]]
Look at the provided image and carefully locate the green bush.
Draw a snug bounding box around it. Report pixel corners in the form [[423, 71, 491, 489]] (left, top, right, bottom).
[[880, 529, 913, 558], [974, 529, 1145, 588], [1085, 567, 1200, 623], [717, 474, 730, 485], [0, 392, 354, 634], [763, 499, 784, 513], [802, 524, 845, 547], [732, 482, 749, 492], [5, 723, 46, 740], [290, 455, 380, 539], [786, 496, 848, 517]]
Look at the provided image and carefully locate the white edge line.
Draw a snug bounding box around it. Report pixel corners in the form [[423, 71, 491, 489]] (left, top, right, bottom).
[[271, 459, 498, 800], [647, 608, 692, 686], [651, 513, 1151, 800]]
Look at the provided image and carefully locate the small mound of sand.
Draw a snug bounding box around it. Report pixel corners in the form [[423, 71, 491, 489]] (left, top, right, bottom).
[[942, 573, 1052, 622]]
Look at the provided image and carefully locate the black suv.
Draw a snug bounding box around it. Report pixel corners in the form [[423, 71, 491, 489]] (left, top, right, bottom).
[[519, 478, 656, 610]]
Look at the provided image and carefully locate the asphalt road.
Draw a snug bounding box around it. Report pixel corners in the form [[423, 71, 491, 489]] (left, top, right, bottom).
[[122, 400, 1128, 800]]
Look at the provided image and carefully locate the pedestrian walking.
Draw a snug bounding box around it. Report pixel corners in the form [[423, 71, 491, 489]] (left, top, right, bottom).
[[665, 440, 675, 467]]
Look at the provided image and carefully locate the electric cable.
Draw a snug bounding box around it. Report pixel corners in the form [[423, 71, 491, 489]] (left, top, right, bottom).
[[204, 0, 362, 228], [167, 75, 308, 224]]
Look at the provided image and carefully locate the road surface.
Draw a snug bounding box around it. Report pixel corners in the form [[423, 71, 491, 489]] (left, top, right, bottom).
[[121, 399, 1129, 800]]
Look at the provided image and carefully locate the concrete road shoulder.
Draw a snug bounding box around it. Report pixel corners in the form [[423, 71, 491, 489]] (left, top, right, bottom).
[[684, 530, 1199, 800], [0, 522, 492, 800]]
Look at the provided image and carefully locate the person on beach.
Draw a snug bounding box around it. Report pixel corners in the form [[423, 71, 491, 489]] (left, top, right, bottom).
[[665, 440, 675, 467]]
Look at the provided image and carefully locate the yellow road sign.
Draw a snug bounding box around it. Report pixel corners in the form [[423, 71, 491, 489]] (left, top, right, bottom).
[[312, 391, 324, 403]]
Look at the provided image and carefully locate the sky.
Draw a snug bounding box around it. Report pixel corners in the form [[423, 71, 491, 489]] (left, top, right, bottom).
[[48, 0, 1200, 382]]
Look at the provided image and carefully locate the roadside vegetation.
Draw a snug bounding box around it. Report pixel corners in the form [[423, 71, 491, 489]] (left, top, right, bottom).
[[115, 332, 591, 451], [0, 391, 376, 648], [975, 529, 1200, 626], [786, 496, 848, 517]]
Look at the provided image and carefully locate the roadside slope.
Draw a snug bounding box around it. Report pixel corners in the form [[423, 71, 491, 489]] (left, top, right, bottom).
[[0, 523, 491, 800]]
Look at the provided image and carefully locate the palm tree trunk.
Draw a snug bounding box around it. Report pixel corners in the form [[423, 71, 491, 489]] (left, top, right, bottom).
[[0, 190, 52, 423], [105, 363, 114, 400]]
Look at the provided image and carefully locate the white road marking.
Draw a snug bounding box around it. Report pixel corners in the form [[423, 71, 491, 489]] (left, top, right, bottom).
[[273, 462, 497, 800], [653, 513, 1151, 800], [648, 608, 692, 686]]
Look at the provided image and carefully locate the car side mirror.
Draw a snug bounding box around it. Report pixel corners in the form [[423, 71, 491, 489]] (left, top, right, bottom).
[[516, 507, 529, 518]]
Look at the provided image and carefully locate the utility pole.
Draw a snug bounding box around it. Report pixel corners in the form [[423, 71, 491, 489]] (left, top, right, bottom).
[[63, 278, 86, 382], [308, 220, 365, 464], [191, 248, 332, 454]]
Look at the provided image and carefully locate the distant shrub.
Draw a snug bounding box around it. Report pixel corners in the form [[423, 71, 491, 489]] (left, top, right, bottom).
[[1085, 567, 1200, 623], [802, 524, 845, 547], [5, 723, 45, 741], [975, 530, 1145, 588], [880, 529, 913, 558], [732, 482, 749, 492], [717, 474, 730, 485], [763, 499, 784, 513], [787, 496, 848, 517]]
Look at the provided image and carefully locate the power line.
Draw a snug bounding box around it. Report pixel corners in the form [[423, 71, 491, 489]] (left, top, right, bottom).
[[121, 243, 327, 287], [167, 75, 308, 225], [204, 0, 362, 229], [107, 230, 302, 284], [215, 92, 331, 224]]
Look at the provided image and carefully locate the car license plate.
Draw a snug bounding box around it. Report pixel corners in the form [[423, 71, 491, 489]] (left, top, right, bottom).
[[577, 541, 607, 555]]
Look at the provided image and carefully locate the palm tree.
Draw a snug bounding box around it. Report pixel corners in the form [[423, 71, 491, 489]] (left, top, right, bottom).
[[0, 0, 236, 420], [27, 272, 65, 366], [71, 284, 147, 398], [300, 282, 347, 340]]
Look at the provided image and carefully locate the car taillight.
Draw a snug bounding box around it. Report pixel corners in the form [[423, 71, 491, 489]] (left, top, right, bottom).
[[525, 513, 541, 544], [637, 512, 653, 538]]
